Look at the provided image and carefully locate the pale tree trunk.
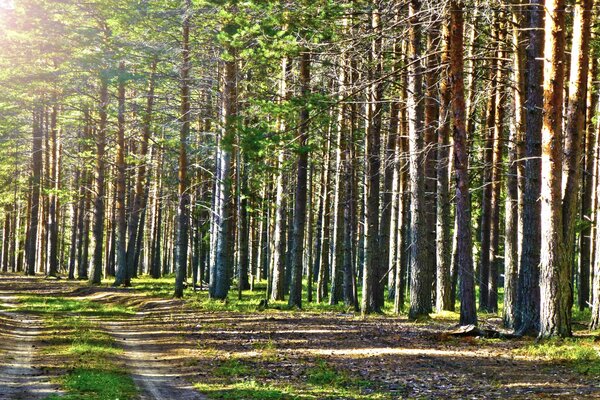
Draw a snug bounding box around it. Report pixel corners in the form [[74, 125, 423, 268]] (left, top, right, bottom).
[[270, 57, 291, 301], [581, 57, 598, 311], [211, 49, 237, 300], [504, 0, 526, 328], [539, 0, 569, 338]]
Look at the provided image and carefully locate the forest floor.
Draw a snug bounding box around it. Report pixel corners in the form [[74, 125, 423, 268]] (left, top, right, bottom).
[[0, 275, 599, 400]]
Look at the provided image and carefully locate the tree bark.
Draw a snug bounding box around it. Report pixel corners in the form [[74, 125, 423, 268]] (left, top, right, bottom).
[[288, 50, 311, 309], [539, 0, 569, 338], [450, 0, 477, 326]]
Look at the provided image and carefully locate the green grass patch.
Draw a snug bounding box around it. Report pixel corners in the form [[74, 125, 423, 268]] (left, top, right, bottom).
[[195, 380, 293, 400], [516, 338, 600, 375], [214, 359, 254, 378], [17, 295, 134, 317], [16, 295, 138, 400], [131, 275, 354, 314], [196, 356, 387, 400]]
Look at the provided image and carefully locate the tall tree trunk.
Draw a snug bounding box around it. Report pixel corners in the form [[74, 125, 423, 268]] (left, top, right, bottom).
[[488, 21, 507, 313], [436, 17, 452, 312], [114, 61, 129, 287], [361, 8, 383, 315], [47, 104, 59, 277], [26, 107, 43, 276], [126, 59, 156, 281], [407, 0, 431, 320], [174, 0, 192, 298], [89, 78, 108, 284], [450, 0, 477, 326], [581, 57, 598, 311], [539, 0, 569, 338], [211, 49, 237, 300], [562, 0, 593, 314], [516, 0, 544, 336], [479, 43, 497, 310], [288, 50, 311, 309], [270, 57, 290, 302]]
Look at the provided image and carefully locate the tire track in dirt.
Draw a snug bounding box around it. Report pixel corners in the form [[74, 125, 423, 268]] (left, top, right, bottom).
[[0, 301, 61, 400], [100, 300, 207, 400]]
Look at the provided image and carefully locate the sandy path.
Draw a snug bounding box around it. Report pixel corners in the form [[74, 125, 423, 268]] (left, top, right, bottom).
[[0, 305, 61, 399], [102, 303, 207, 400]]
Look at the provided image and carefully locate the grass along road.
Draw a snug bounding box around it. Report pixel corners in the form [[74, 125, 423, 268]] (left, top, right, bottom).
[[1, 275, 600, 399]]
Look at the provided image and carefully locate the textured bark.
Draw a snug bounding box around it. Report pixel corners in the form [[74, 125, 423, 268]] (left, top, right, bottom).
[[288, 51, 311, 309], [114, 62, 128, 287], [47, 104, 59, 277], [562, 0, 593, 313], [26, 107, 43, 276], [436, 17, 452, 312], [539, 0, 569, 338], [516, 0, 543, 336], [89, 79, 108, 284], [174, 1, 192, 298], [407, 0, 431, 320], [424, 25, 439, 310], [270, 58, 290, 301], [126, 59, 156, 281], [361, 8, 383, 315], [479, 47, 497, 310], [488, 21, 506, 313], [329, 60, 348, 306], [504, 0, 526, 328], [270, 150, 287, 301], [450, 0, 477, 326], [581, 57, 598, 311]]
